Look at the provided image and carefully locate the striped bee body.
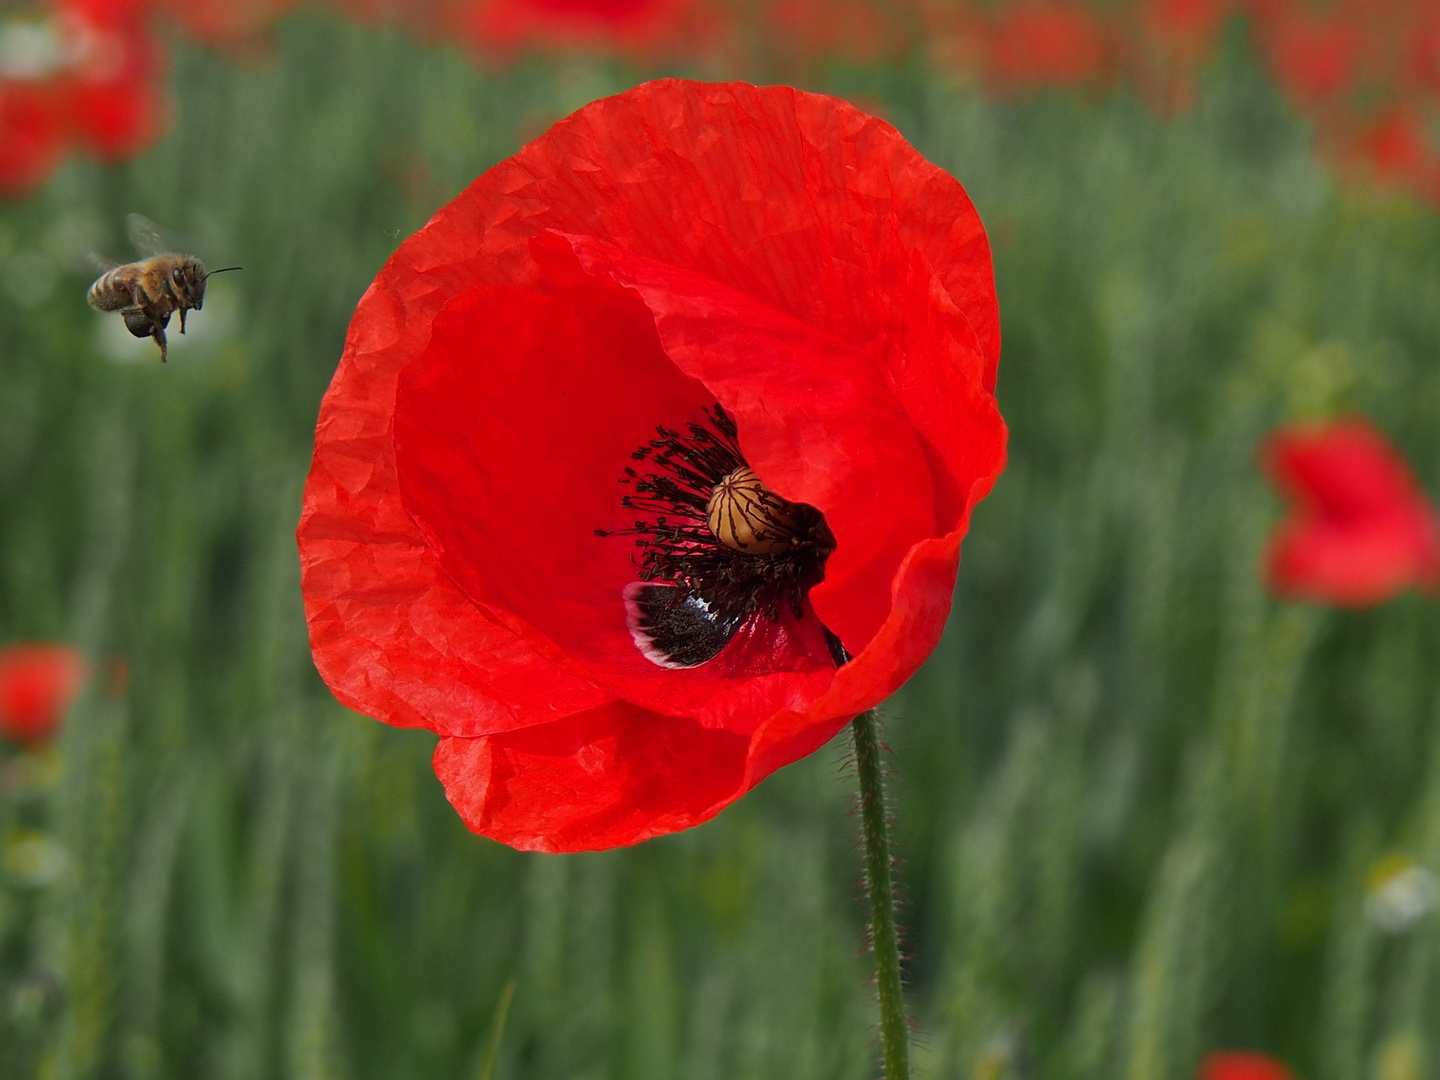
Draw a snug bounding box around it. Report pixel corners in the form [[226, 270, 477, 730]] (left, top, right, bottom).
[[87, 254, 216, 363]]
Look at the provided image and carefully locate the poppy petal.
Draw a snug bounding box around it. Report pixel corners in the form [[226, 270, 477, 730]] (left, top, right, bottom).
[[536, 229, 941, 656], [1262, 417, 1440, 607], [300, 274, 614, 738], [434, 702, 749, 852]]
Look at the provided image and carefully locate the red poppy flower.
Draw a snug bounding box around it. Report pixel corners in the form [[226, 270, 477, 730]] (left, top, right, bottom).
[[1262, 417, 1440, 607], [1348, 102, 1435, 192], [1129, 0, 1231, 112], [151, 0, 300, 46], [1199, 1051, 1296, 1080], [0, 643, 87, 746], [763, 0, 902, 64], [59, 6, 166, 161], [298, 80, 1005, 852], [1407, 12, 1440, 95], [65, 73, 164, 160], [61, 0, 151, 24], [324, 0, 450, 35], [1142, 0, 1229, 47], [0, 80, 66, 197], [457, 0, 708, 56], [983, 2, 1113, 92], [1265, 13, 1364, 107]]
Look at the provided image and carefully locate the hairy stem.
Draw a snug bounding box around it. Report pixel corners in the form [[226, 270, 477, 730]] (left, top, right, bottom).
[[851, 708, 909, 1080]]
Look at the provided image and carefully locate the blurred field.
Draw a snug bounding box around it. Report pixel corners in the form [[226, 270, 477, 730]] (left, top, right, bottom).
[[1, 11, 1439, 1080]]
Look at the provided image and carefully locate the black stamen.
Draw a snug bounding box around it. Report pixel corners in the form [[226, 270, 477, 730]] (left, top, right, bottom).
[[597, 405, 836, 666]]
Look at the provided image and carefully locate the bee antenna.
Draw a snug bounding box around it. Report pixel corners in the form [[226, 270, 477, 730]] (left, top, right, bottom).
[[204, 266, 243, 279]]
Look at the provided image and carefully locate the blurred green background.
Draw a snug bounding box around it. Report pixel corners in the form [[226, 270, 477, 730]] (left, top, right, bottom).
[[2, 11, 1439, 1079]]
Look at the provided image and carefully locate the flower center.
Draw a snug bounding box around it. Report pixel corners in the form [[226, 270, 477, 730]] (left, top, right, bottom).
[[705, 466, 814, 554], [595, 404, 835, 668]]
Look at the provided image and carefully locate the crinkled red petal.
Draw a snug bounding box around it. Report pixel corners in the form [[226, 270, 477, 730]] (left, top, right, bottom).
[[536, 231, 941, 654], [434, 702, 748, 852], [300, 270, 614, 738], [431, 526, 981, 851], [393, 281, 843, 720]]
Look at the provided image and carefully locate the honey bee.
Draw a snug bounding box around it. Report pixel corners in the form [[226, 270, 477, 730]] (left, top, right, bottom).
[[87, 215, 240, 363]]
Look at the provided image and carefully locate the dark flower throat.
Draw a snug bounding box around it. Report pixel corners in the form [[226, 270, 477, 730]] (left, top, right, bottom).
[[596, 405, 836, 668]]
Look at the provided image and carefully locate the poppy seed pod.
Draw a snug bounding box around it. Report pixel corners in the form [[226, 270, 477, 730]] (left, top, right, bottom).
[[706, 466, 815, 554]]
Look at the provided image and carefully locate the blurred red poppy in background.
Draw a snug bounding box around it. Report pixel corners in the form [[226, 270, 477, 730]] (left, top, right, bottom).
[[1263, 12, 1364, 107], [1263, 417, 1440, 607], [0, 81, 66, 196], [1141, 0, 1228, 48], [764, 0, 904, 65], [457, 0, 711, 57], [1128, 0, 1230, 111], [1406, 11, 1440, 95], [298, 79, 1006, 852], [1, 0, 1437, 209], [1347, 102, 1436, 192], [60, 0, 166, 160], [150, 0, 300, 47], [1199, 1051, 1296, 1080], [0, 643, 88, 746], [0, 0, 165, 197], [984, 1, 1113, 91]]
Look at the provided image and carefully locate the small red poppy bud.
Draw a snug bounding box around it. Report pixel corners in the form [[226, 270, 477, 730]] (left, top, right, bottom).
[[0, 644, 87, 746], [706, 466, 807, 554]]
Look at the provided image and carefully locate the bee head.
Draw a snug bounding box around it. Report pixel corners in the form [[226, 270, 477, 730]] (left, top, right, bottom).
[[170, 258, 209, 310]]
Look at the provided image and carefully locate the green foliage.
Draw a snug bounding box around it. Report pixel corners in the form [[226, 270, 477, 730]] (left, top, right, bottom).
[[0, 15, 1437, 1080]]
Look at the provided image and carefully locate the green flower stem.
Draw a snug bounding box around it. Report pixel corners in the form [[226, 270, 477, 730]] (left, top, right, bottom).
[[851, 708, 909, 1080]]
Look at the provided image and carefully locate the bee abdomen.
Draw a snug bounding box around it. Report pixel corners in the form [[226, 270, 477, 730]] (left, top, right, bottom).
[[87, 270, 131, 311]]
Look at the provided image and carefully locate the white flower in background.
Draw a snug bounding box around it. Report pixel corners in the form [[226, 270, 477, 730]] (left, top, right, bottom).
[[1365, 855, 1438, 934], [0, 17, 65, 80], [0, 9, 127, 83]]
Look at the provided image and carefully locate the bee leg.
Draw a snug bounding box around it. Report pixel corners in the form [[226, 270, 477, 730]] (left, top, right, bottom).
[[179, 307, 187, 334], [121, 308, 155, 338], [152, 322, 169, 363]]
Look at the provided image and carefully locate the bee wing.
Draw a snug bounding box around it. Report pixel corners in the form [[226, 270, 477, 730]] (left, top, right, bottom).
[[87, 252, 120, 274], [126, 213, 173, 256]]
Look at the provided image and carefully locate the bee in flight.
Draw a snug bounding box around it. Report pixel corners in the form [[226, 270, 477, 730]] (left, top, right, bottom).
[[87, 215, 240, 363]]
